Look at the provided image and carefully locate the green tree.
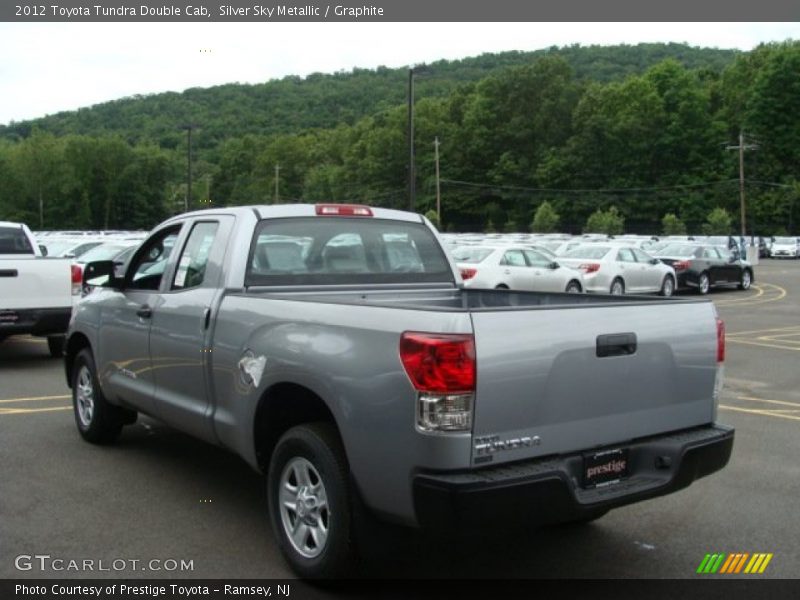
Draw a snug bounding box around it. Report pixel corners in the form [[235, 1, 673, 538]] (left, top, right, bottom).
[[531, 201, 560, 232], [485, 218, 497, 233], [503, 217, 519, 233], [702, 207, 733, 235], [584, 206, 625, 235], [424, 209, 440, 229], [661, 213, 687, 235]]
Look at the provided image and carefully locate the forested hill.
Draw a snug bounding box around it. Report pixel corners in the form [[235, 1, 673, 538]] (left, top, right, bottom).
[[0, 43, 737, 146]]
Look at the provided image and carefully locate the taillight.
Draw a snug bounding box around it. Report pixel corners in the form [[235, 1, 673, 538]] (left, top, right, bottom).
[[579, 263, 600, 274], [716, 318, 725, 363], [400, 332, 476, 432], [673, 260, 690, 272], [71, 264, 83, 296], [315, 203, 373, 217], [459, 267, 477, 280]]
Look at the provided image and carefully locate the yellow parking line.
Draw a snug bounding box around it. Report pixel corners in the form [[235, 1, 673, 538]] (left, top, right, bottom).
[[738, 396, 800, 409], [727, 325, 800, 337], [714, 284, 765, 305], [726, 338, 800, 352], [719, 405, 800, 422], [0, 394, 71, 404], [0, 406, 71, 415], [715, 283, 787, 308]]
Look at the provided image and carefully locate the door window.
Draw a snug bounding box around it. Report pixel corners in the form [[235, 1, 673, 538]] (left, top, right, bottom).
[[616, 248, 636, 263], [501, 250, 527, 267], [127, 226, 181, 291], [523, 249, 553, 268], [172, 222, 220, 290]]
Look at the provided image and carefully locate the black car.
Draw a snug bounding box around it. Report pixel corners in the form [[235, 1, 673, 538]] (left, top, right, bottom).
[[653, 243, 754, 294]]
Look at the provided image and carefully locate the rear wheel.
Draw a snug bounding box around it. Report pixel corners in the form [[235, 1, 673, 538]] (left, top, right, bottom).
[[494, 284, 509, 290], [71, 349, 133, 444], [659, 275, 675, 297], [697, 272, 710, 295], [610, 278, 625, 295], [268, 423, 354, 578], [565, 280, 582, 294], [738, 269, 752, 290]]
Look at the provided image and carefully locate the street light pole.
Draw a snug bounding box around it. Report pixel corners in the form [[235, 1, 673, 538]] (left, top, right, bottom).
[[407, 68, 415, 212], [726, 130, 758, 237], [434, 136, 441, 226]]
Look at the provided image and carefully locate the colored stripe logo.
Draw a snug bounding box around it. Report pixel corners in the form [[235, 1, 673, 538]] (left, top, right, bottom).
[[696, 553, 773, 574]]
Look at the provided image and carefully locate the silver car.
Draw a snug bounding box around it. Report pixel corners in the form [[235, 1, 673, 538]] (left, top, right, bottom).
[[453, 245, 585, 293], [557, 243, 677, 296]]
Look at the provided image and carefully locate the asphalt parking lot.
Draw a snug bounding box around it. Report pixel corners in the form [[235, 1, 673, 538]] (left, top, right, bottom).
[[1, 259, 798, 580]]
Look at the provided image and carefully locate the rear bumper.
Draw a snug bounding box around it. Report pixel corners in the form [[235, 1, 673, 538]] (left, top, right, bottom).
[[413, 424, 733, 530], [0, 307, 72, 339]]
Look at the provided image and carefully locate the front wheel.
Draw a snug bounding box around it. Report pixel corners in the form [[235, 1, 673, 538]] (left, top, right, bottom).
[[739, 269, 752, 290], [697, 272, 710, 295], [268, 423, 354, 578], [71, 349, 132, 444], [659, 275, 675, 297], [565, 280, 582, 294]]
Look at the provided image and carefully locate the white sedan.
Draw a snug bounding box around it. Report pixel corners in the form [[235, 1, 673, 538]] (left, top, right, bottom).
[[452, 245, 585, 293], [556, 244, 676, 296]]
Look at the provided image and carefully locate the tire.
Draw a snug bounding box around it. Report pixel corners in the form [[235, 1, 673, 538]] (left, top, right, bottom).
[[697, 272, 710, 295], [268, 423, 354, 578], [562, 509, 610, 526], [47, 335, 65, 358], [565, 280, 582, 294], [738, 269, 752, 290], [610, 278, 625, 295], [494, 284, 509, 290], [71, 349, 130, 444], [659, 275, 675, 297]]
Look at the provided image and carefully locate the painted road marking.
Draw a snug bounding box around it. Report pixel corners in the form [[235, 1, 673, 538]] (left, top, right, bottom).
[[714, 283, 787, 308], [0, 394, 70, 404], [720, 405, 800, 422], [0, 406, 71, 415]]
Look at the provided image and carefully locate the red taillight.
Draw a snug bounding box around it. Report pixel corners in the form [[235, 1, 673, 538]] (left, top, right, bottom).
[[579, 263, 600, 274], [315, 203, 373, 217], [673, 260, 690, 272], [71, 264, 83, 295], [717, 318, 725, 363], [459, 267, 477, 280], [399, 332, 476, 393]]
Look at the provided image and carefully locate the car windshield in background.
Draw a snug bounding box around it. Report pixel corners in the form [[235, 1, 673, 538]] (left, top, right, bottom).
[[660, 244, 699, 257], [451, 246, 495, 263], [774, 237, 796, 244], [562, 246, 611, 259], [0, 226, 34, 254], [78, 243, 136, 264], [246, 217, 455, 286]]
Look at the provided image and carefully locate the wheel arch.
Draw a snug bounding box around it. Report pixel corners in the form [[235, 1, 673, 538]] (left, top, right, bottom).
[[253, 382, 343, 475], [65, 332, 92, 388]]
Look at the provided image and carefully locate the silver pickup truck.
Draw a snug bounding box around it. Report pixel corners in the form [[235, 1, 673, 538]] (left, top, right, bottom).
[[65, 204, 733, 577]]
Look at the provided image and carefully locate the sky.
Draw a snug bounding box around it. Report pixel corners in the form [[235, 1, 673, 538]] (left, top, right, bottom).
[[1, 22, 799, 125]]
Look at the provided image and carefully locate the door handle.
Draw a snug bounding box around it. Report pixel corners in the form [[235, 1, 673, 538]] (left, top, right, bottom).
[[136, 305, 152, 319], [504, 269, 511, 275], [203, 307, 211, 330], [596, 332, 637, 357]]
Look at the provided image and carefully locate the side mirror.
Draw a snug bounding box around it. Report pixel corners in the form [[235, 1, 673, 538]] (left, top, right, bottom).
[[550, 261, 560, 269], [83, 260, 123, 292], [38, 245, 48, 257], [650, 258, 660, 265]]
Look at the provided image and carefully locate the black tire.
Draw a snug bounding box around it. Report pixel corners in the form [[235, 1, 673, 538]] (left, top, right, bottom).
[[697, 272, 710, 295], [268, 423, 354, 578], [610, 278, 625, 295], [738, 269, 752, 290], [659, 275, 675, 297], [562, 509, 610, 526], [47, 335, 65, 358], [71, 349, 130, 444], [565, 280, 582, 294], [494, 284, 509, 290]]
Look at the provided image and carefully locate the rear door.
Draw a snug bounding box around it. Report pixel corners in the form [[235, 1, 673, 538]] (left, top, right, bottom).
[[469, 300, 720, 465], [149, 216, 233, 442], [499, 249, 531, 290], [615, 247, 640, 291]]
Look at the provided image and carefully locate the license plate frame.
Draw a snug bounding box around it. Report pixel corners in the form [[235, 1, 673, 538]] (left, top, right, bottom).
[[583, 448, 629, 488]]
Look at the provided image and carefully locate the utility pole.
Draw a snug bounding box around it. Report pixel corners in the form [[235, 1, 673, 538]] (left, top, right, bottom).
[[180, 123, 198, 213], [434, 136, 441, 227], [274, 164, 280, 203], [726, 130, 758, 237], [407, 68, 415, 212]]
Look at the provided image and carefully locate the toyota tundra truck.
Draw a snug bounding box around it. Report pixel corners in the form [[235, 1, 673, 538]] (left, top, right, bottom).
[[64, 204, 733, 578]]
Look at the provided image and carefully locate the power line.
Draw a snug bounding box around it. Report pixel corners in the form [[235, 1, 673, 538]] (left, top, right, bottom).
[[440, 178, 740, 195]]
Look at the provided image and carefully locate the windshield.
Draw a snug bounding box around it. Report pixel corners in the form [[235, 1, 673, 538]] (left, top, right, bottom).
[[562, 246, 611, 259], [246, 217, 454, 286], [773, 237, 796, 244], [659, 244, 698, 257], [450, 246, 495, 263], [78, 243, 137, 264]]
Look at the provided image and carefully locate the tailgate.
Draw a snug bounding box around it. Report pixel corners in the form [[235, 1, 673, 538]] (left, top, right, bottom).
[[0, 258, 72, 310], [470, 300, 719, 465]]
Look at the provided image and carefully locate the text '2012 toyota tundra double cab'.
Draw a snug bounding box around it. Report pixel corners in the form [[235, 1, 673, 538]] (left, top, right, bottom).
[[65, 204, 733, 577]]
